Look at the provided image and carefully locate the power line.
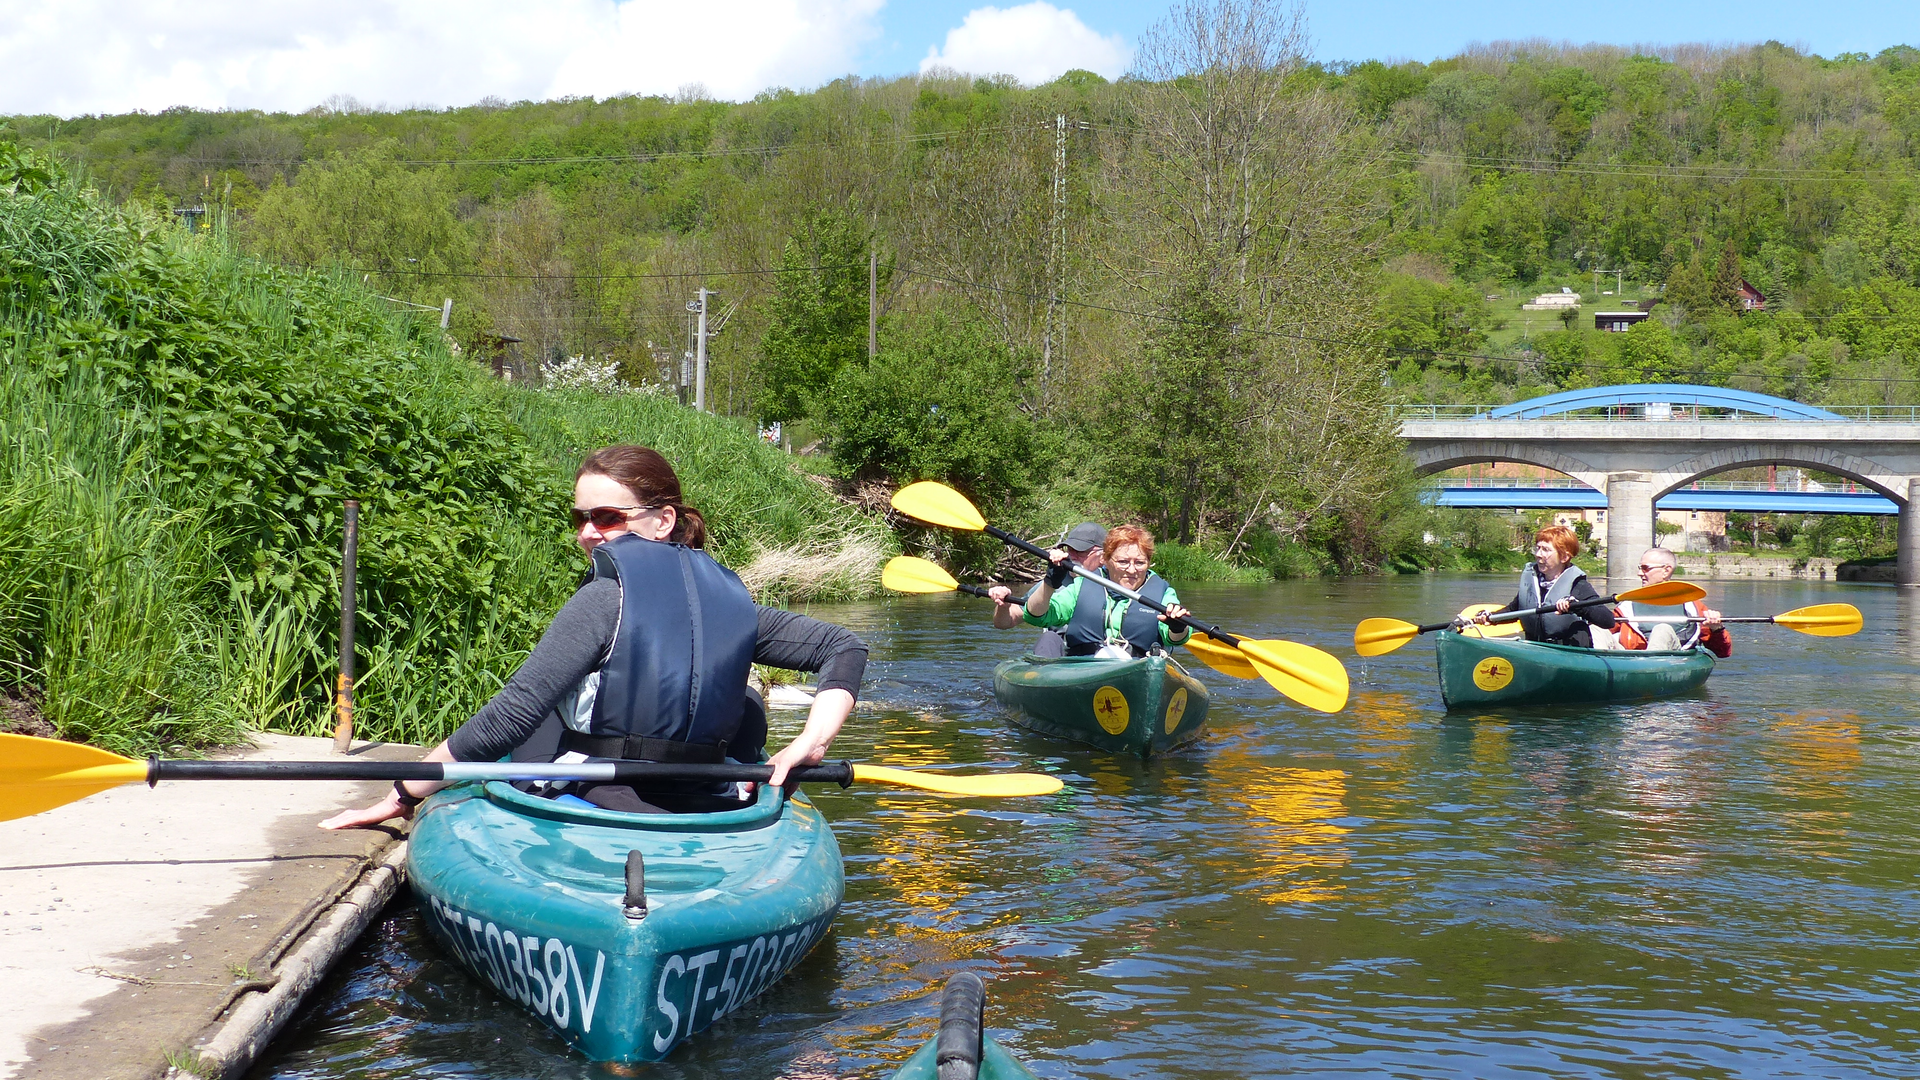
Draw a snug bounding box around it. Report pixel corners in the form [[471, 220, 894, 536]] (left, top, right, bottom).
[[896, 263, 1920, 385], [1387, 150, 1915, 184], [172, 124, 1032, 168], [306, 260, 866, 281]]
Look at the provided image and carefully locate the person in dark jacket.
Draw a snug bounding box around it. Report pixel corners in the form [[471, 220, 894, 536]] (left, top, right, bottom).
[[1476, 524, 1616, 648], [321, 445, 867, 828]]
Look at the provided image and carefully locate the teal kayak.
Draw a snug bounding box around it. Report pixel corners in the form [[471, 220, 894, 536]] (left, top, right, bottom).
[[889, 972, 1040, 1080], [1435, 629, 1714, 710], [992, 654, 1209, 756], [406, 780, 843, 1062]]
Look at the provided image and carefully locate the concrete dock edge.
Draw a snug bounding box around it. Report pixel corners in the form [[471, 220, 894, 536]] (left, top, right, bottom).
[[179, 841, 409, 1079]]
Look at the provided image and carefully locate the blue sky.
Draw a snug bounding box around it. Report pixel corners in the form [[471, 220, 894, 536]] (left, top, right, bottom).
[[866, 0, 1920, 78], [1, 0, 1916, 117]]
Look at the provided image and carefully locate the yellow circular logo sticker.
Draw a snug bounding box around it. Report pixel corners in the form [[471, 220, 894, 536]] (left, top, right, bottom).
[[1471, 656, 1515, 692], [1093, 686, 1130, 734], [1164, 687, 1189, 734]]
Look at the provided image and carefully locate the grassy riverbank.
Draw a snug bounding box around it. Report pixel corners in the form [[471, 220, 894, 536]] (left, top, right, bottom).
[[0, 142, 885, 754]]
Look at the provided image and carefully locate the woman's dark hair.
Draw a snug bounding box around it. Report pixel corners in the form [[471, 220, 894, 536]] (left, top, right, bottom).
[[577, 445, 708, 548]]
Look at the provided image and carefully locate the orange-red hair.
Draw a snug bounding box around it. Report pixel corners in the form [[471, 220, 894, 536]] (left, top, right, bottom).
[[1535, 524, 1579, 563], [1103, 524, 1156, 564]]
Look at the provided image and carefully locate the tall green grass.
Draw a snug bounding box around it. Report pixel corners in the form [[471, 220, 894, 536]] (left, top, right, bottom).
[[0, 140, 886, 753]]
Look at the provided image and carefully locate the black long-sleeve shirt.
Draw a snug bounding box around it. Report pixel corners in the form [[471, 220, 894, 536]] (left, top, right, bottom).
[[446, 578, 867, 762]]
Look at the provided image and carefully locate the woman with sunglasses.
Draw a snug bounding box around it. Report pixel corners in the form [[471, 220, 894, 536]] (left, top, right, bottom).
[[1020, 524, 1192, 658], [322, 445, 868, 828]]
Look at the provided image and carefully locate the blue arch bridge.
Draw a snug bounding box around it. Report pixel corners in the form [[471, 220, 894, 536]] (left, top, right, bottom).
[[1394, 384, 1920, 584]]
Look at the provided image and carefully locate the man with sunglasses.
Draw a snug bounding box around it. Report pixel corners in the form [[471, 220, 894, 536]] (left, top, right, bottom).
[[985, 523, 1106, 657], [1615, 546, 1732, 656]]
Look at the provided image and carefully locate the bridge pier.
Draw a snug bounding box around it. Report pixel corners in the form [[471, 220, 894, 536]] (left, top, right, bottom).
[[1902, 480, 1920, 587], [1605, 471, 1655, 584]]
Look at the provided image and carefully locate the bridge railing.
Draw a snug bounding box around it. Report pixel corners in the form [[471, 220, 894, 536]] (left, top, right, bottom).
[[1435, 477, 1875, 494], [1392, 404, 1920, 421]]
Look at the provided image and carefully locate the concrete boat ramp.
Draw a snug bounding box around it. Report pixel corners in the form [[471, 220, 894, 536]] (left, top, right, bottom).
[[1, 733, 424, 1080]]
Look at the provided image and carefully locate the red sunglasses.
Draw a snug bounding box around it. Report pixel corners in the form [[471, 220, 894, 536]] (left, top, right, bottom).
[[570, 504, 657, 529]]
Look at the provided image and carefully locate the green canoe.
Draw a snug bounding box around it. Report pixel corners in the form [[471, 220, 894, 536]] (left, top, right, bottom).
[[407, 780, 842, 1062], [991, 654, 1208, 756], [889, 972, 1040, 1080], [1435, 629, 1714, 710]]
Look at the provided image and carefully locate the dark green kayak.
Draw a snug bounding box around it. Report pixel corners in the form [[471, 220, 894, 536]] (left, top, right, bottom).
[[407, 780, 842, 1062], [991, 654, 1208, 755], [889, 972, 1039, 1080], [1435, 629, 1714, 710]]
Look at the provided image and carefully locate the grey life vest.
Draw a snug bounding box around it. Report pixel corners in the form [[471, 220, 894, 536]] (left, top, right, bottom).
[[1517, 562, 1588, 643], [1063, 572, 1170, 657], [555, 533, 761, 763]]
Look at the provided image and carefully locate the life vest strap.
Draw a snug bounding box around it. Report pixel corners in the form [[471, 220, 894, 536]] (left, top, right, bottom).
[[560, 730, 728, 764]]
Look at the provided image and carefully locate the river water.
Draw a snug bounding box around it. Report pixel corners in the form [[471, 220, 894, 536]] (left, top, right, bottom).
[[251, 575, 1920, 1079]]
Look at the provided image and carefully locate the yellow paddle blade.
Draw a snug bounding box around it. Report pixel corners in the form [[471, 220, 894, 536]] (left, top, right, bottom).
[[1237, 639, 1350, 713], [881, 556, 961, 594], [850, 764, 1063, 797], [0, 734, 148, 821], [1617, 580, 1706, 606], [1353, 618, 1421, 657], [1772, 603, 1863, 637], [1454, 603, 1522, 639], [889, 481, 987, 532], [1184, 634, 1261, 678]]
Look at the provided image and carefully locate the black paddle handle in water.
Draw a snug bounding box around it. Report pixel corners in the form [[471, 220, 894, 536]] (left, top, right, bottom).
[[146, 759, 857, 787], [984, 525, 1239, 645]]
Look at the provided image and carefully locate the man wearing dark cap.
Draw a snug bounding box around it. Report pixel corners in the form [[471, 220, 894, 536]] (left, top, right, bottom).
[[986, 522, 1105, 656]]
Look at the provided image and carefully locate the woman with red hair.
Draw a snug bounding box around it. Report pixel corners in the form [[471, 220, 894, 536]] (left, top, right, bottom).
[[1475, 524, 1616, 648], [1022, 524, 1193, 658]]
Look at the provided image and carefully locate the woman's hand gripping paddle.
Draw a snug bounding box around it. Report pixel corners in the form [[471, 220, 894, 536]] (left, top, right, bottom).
[[0, 734, 1064, 822], [889, 482, 1349, 712], [1352, 580, 1708, 657]]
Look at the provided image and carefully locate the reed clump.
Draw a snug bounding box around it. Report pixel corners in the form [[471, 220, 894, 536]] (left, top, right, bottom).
[[0, 140, 886, 753]]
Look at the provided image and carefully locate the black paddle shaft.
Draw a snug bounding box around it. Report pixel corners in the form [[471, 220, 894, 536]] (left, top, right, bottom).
[[984, 525, 1239, 644], [147, 760, 857, 787], [1474, 593, 1628, 628]]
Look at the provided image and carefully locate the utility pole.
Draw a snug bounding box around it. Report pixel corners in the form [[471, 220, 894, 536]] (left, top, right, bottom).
[[1042, 113, 1069, 408], [689, 287, 711, 411], [868, 250, 878, 360]]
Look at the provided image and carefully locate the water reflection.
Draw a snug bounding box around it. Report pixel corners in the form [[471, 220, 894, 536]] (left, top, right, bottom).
[[254, 577, 1920, 1079]]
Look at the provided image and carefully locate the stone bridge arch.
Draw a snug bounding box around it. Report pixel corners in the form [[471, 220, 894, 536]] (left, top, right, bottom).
[[1410, 441, 1607, 493], [1652, 443, 1909, 504]]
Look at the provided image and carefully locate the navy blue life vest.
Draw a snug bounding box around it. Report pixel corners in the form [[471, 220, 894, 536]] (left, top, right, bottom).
[[585, 534, 760, 760], [1062, 573, 1170, 657]]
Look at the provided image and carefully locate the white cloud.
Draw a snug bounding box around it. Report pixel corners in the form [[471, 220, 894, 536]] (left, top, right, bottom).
[[0, 0, 885, 117], [919, 2, 1129, 85]]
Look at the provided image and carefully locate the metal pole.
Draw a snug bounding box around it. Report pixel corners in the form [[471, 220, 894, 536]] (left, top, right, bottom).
[[694, 287, 709, 412], [868, 251, 878, 360], [332, 500, 358, 754], [439, 298, 453, 329]]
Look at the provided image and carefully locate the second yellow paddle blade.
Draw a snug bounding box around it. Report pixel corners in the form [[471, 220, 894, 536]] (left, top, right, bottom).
[[0, 733, 149, 821], [881, 556, 961, 594], [1237, 639, 1349, 713], [1619, 580, 1707, 606], [1185, 634, 1260, 678], [889, 481, 987, 532], [1353, 617, 1419, 657], [850, 764, 1063, 797], [1455, 603, 1522, 639], [1773, 603, 1863, 637]]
